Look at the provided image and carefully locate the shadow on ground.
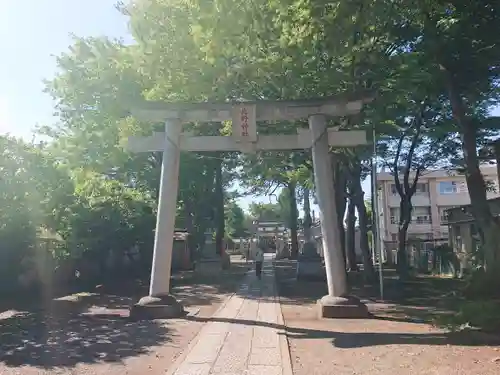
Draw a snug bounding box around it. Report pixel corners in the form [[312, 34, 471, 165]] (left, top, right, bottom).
[[0, 309, 171, 368], [173, 262, 251, 307], [273, 259, 499, 338], [185, 314, 500, 347], [273, 259, 327, 304], [0, 259, 251, 369]]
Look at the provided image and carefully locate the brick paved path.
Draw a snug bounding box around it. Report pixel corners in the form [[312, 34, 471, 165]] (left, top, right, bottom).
[[169, 256, 292, 375]]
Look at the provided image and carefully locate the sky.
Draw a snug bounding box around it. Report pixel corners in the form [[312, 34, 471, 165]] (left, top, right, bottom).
[[0, 1, 131, 138], [0, 0, 371, 213]]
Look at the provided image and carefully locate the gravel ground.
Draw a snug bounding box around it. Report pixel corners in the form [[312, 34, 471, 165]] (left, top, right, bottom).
[[0, 258, 250, 375], [275, 259, 500, 375]]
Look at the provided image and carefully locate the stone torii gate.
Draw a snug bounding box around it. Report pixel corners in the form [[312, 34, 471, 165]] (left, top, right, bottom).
[[127, 94, 371, 319]]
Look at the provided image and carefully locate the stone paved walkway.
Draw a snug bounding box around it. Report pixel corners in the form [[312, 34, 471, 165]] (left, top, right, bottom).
[[168, 256, 292, 375]]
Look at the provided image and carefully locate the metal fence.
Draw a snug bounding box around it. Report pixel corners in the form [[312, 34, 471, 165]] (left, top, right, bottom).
[[384, 238, 456, 275]]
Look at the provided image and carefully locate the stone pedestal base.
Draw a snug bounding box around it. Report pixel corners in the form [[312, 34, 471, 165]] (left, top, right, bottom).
[[317, 295, 370, 319], [296, 260, 326, 281], [130, 295, 184, 320], [195, 258, 222, 276]]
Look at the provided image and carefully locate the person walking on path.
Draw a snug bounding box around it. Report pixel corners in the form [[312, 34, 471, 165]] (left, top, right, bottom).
[[255, 246, 264, 279]]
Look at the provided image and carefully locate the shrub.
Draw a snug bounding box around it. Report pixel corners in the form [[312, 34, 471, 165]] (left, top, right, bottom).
[[57, 173, 156, 285]]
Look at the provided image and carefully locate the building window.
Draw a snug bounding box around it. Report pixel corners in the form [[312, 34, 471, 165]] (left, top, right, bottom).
[[391, 182, 429, 195], [389, 207, 431, 224], [439, 181, 468, 194], [413, 207, 432, 224], [439, 206, 454, 224], [415, 183, 429, 194], [389, 208, 399, 224], [415, 216, 431, 224], [439, 181, 458, 194]]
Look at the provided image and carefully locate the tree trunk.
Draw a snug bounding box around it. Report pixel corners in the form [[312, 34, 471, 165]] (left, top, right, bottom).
[[397, 200, 412, 279], [214, 159, 224, 256], [350, 165, 376, 280], [302, 187, 313, 242], [397, 224, 410, 274], [444, 70, 500, 271], [288, 181, 299, 259], [391, 121, 423, 279], [494, 141, 500, 191], [345, 198, 359, 271]]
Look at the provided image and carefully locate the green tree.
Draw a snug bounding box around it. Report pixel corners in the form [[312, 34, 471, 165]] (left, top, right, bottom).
[[225, 202, 248, 238], [0, 136, 41, 293], [42, 29, 226, 259], [60, 171, 156, 282], [248, 202, 283, 222], [415, 1, 500, 276], [278, 187, 300, 231]]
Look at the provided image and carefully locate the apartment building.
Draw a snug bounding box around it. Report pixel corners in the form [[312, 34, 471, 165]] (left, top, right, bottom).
[[376, 166, 500, 243]]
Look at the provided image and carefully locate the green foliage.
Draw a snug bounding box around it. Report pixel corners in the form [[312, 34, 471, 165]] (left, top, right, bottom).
[[61, 172, 156, 266], [0, 137, 39, 293], [225, 202, 249, 238], [0, 135, 159, 291], [463, 266, 500, 300], [364, 200, 373, 226], [248, 202, 283, 222], [247, 191, 299, 230], [364, 199, 373, 248], [278, 187, 300, 230], [438, 300, 500, 334]]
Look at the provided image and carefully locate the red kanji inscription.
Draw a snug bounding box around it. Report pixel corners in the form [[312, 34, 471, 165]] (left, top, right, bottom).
[[240, 107, 249, 136]]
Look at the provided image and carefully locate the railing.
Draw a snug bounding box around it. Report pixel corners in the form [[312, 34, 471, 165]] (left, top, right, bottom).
[[383, 238, 455, 274], [389, 216, 432, 224]]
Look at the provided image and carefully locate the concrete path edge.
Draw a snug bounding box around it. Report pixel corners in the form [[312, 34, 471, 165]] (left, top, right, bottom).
[[273, 261, 294, 375]]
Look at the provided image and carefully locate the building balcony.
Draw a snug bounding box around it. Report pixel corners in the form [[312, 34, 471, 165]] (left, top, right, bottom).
[[386, 193, 431, 207], [435, 191, 471, 206], [386, 222, 433, 235]]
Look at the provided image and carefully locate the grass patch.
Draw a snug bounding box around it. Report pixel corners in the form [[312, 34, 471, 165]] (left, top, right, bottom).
[[435, 299, 500, 333]]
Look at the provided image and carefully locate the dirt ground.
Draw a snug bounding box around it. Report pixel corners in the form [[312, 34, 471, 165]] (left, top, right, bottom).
[[0, 257, 250, 375], [274, 259, 500, 375]]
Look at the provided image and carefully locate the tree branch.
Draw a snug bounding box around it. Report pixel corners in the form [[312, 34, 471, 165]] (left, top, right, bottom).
[[404, 102, 427, 195]]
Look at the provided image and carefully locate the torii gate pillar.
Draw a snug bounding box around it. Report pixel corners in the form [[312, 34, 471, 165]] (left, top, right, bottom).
[[128, 94, 372, 320], [309, 115, 369, 318], [131, 119, 185, 319]]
